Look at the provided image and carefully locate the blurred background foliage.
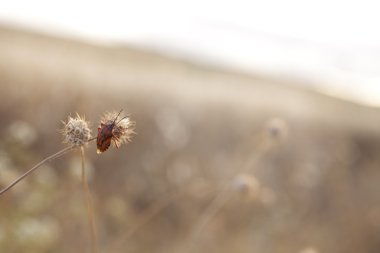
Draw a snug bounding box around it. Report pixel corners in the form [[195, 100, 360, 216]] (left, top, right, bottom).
[[0, 26, 380, 253]]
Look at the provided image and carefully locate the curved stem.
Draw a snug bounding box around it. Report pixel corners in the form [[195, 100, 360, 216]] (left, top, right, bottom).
[[0, 145, 75, 196]]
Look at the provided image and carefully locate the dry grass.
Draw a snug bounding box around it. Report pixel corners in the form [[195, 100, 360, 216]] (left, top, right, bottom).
[[0, 25, 380, 253]]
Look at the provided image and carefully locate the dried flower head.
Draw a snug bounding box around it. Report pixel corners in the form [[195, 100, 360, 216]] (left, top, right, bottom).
[[97, 110, 135, 154], [232, 174, 260, 199], [62, 114, 92, 146], [265, 118, 288, 141]]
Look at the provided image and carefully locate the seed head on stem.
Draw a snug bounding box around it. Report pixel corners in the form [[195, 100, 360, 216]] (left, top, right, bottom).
[[62, 114, 92, 146]]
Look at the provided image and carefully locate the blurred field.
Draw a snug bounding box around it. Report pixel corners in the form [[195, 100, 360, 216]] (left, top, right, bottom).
[[0, 25, 380, 253]]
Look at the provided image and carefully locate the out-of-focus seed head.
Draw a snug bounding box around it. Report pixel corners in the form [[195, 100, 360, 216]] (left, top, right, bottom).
[[232, 174, 261, 199], [299, 247, 319, 253], [62, 114, 92, 146], [265, 118, 288, 142]]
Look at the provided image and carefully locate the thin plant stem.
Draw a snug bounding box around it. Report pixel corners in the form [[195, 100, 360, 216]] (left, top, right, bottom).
[[104, 191, 180, 252], [0, 145, 75, 196], [182, 184, 234, 253], [0, 138, 97, 197], [80, 147, 98, 253], [104, 188, 181, 252], [104, 185, 217, 252], [183, 138, 273, 252]]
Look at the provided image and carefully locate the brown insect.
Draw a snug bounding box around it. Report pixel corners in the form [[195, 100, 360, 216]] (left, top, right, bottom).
[[97, 110, 129, 154]]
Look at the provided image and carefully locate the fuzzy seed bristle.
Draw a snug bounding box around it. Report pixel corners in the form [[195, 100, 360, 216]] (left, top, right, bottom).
[[97, 111, 135, 153], [62, 114, 92, 146]]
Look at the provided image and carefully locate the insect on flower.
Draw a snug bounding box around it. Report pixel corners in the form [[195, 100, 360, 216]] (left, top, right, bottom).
[[96, 110, 135, 154]]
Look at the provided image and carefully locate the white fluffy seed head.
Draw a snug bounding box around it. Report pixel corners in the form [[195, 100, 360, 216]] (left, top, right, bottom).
[[62, 115, 92, 146]]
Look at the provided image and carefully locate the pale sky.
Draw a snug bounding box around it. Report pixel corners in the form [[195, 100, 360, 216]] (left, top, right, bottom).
[[1, 0, 380, 106]]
